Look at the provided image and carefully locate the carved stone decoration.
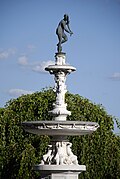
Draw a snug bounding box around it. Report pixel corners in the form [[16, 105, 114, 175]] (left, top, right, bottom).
[[40, 141, 78, 165], [54, 71, 67, 106], [22, 121, 99, 136], [45, 52, 75, 121], [41, 145, 53, 165]]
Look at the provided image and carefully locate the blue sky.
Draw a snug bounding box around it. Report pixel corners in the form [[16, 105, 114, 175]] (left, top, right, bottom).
[[0, 0, 120, 133]]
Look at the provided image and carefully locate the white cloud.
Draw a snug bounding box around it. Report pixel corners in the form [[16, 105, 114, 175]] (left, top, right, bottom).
[[110, 72, 120, 81], [18, 55, 28, 65], [18, 56, 54, 73], [32, 60, 54, 73], [0, 48, 16, 60], [8, 89, 34, 97]]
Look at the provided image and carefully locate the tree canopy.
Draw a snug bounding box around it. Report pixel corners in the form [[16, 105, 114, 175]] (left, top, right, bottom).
[[0, 88, 120, 179]]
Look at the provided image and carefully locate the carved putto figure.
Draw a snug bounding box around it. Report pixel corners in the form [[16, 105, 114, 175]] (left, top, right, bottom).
[[55, 142, 67, 165], [54, 71, 67, 106], [66, 142, 78, 165], [41, 145, 53, 165], [40, 141, 78, 165]]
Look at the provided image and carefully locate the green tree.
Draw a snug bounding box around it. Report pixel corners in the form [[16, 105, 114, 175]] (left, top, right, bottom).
[[0, 88, 120, 179]]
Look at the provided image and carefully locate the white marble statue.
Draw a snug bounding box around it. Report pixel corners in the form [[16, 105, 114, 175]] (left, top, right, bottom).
[[41, 145, 53, 165], [66, 142, 78, 165], [54, 71, 67, 106]]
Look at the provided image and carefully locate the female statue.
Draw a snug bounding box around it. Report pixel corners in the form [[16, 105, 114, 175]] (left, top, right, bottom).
[[56, 14, 73, 52]]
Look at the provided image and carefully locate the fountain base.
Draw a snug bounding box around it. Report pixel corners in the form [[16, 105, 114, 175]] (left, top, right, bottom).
[[34, 165, 86, 179]]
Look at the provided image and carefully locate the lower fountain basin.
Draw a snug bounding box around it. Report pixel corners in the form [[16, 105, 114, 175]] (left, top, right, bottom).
[[22, 121, 99, 136]]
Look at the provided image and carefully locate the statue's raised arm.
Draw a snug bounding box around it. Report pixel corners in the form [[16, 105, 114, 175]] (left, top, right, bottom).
[[56, 14, 73, 53]]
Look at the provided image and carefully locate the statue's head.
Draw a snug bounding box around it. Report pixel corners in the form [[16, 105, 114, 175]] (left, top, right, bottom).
[[64, 14, 69, 22]]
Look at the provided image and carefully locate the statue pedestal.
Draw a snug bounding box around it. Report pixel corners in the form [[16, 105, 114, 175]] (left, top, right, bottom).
[[34, 165, 86, 179], [50, 173, 81, 179]]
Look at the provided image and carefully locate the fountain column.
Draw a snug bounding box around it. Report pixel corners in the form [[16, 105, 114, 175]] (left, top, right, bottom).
[[46, 52, 75, 121]]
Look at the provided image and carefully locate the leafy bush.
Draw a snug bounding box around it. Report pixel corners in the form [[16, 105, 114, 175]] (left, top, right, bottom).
[[0, 88, 120, 179]]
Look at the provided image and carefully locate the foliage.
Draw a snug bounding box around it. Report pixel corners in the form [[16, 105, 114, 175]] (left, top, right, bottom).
[[0, 88, 120, 179]]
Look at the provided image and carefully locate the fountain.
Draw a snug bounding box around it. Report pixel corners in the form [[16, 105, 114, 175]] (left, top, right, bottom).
[[22, 15, 99, 179]]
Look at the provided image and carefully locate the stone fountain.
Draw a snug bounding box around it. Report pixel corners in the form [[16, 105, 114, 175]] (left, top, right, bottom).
[[22, 15, 99, 179]]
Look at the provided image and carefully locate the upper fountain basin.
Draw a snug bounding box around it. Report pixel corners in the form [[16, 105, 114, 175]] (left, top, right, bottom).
[[22, 121, 99, 136]]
